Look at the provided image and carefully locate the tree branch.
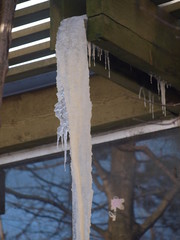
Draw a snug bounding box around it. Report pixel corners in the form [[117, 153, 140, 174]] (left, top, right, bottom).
[[0, 0, 16, 107], [134, 145, 179, 185], [138, 184, 179, 237], [130, 145, 180, 238], [5, 187, 71, 214]]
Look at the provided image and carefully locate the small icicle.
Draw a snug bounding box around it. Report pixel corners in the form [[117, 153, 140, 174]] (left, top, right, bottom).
[[157, 77, 161, 96], [139, 87, 143, 99], [160, 80, 166, 116], [98, 47, 103, 61], [105, 50, 111, 78], [87, 42, 91, 67], [93, 45, 96, 66], [152, 94, 154, 119], [148, 91, 152, 113], [139, 87, 147, 108], [149, 72, 153, 84], [54, 87, 69, 170], [104, 50, 107, 70]]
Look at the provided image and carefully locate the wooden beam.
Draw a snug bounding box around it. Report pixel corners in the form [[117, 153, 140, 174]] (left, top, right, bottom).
[[9, 40, 50, 59], [12, 20, 50, 39], [50, 0, 86, 49], [15, 1, 49, 18], [159, 1, 180, 13], [0, 75, 163, 153], [87, 0, 180, 91], [91, 61, 180, 115], [7, 56, 56, 81]]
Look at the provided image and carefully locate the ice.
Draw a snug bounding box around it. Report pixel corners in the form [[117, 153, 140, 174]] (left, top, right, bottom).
[[55, 15, 93, 240], [160, 80, 166, 116], [54, 86, 69, 169], [139, 87, 147, 108], [155, 75, 167, 116], [87, 42, 111, 78], [139, 74, 167, 118]]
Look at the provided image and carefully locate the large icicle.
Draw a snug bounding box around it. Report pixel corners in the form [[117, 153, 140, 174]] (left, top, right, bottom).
[[55, 15, 93, 240]]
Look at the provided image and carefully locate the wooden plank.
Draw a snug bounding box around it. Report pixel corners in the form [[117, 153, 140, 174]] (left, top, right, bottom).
[[9, 40, 50, 59], [0, 75, 163, 153], [87, 0, 180, 56], [11, 30, 50, 48], [87, 11, 180, 91], [151, 0, 174, 5], [14, 9, 50, 28], [91, 62, 180, 115], [12, 20, 50, 39], [50, 0, 86, 49], [7, 56, 56, 77], [15, 1, 49, 18], [6, 56, 56, 82], [9, 41, 50, 59], [159, 1, 180, 13]]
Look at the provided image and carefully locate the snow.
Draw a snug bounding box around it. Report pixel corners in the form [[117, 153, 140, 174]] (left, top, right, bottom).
[[55, 15, 93, 240], [109, 197, 125, 221]]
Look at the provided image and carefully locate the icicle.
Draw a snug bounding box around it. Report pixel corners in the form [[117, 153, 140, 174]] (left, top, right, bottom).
[[148, 91, 154, 119], [55, 15, 93, 240], [160, 80, 166, 116], [139, 87, 147, 108], [157, 77, 161, 96], [87, 42, 91, 68], [54, 86, 69, 169], [152, 94, 154, 119], [148, 91, 152, 113], [92, 44, 96, 66], [97, 46, 102, 61], [149, 72, 153, 84], [87, 43, 111, 78], [104, 50, 107, 70], [105, 50, 111, 78]]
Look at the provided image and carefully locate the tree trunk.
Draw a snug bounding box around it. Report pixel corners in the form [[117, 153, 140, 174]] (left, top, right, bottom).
[[0, 0, 16, 108], [108, 144, 136, 240]]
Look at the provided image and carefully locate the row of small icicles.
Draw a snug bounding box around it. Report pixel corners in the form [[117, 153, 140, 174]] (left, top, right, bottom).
[[87, 42, 111, 78], [88, 43, 168, 119], [139, 73, 169, 119]]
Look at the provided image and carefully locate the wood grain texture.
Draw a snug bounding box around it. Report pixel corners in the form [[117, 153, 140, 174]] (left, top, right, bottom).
[[87, 0, 180, 91], [0, 75, 161, 153]]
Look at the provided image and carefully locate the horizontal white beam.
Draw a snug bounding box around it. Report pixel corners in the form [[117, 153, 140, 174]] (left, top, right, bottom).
[[159, 0, 180, 12], [15, 1, 49, 18], [9, 38, 50, 59], [0, 118, 180, 166], [15, 0, 49, 11]]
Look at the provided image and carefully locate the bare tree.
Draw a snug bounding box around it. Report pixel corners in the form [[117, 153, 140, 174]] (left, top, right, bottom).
[[2, 136, 180, 239], [0, 0, 16, 107]]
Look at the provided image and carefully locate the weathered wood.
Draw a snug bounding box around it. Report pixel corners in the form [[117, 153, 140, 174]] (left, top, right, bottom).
[[9, 40, 50, 59], [87, 0, 180, 55], [15, 1, 49, 18], [50, 0, 86, 49], [12, 20, 50, 39], [87, 0, 180, 91], [159, 1, 180, 13], [90, 62, 180, 115], [0, 75, 162, 153], [7, 56, 56, 81]]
